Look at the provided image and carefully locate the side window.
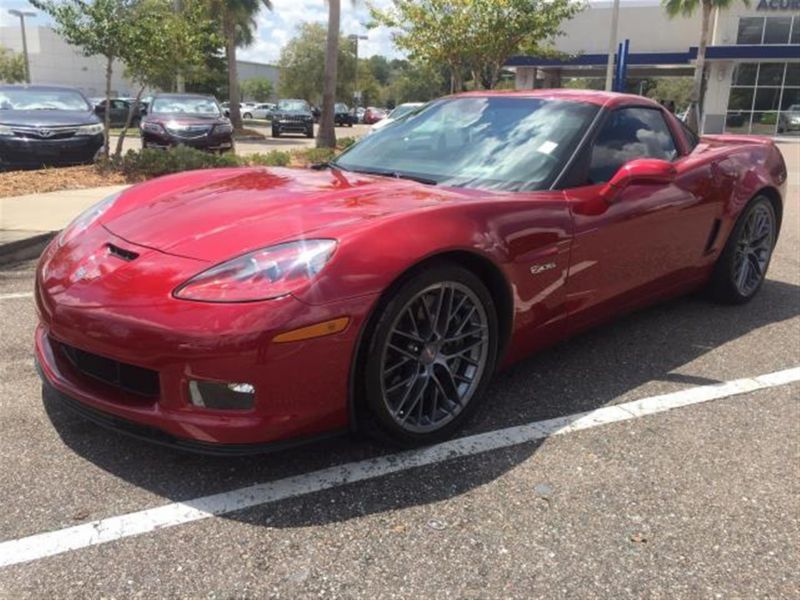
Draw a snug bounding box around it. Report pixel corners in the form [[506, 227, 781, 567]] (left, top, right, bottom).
[[588, 107, 678, 184]]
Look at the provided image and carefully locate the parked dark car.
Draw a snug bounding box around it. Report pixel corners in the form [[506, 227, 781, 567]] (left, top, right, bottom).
[[140, 93, 234, 152], [271, 99, 314, 138], [334, 103, 354, 127], [311, 104, 321, 123], [0, 84, 104, 169], [93, 98, 141, 127]]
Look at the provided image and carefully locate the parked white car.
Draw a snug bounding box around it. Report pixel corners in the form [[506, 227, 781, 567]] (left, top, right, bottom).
[[369, 102, 424, 133], [247, 103, 276, 120]]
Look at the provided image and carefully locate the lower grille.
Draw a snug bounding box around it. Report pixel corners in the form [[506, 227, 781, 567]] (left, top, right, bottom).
[[58, 340, 160, 397]]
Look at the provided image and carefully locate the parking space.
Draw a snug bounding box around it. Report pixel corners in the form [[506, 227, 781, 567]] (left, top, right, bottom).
[[0, 147, 797, 597]]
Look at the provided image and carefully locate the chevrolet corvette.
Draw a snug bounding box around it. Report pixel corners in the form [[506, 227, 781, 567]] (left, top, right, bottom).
[[34, 90, 787, 453]]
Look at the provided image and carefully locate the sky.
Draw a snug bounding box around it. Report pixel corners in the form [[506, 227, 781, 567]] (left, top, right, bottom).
[[1, 0, 404, 64]]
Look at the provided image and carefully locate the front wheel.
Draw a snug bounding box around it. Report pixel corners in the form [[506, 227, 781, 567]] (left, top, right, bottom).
[[272, 127, 281, 138], [362, 264, 498, 446], [708, 196, 777, 304], [306, 127, 314, 138], [243, 112, 252, 119]]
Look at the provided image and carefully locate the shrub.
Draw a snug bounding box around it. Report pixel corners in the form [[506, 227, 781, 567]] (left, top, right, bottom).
[[248, 150, 291, 167], [337, 137, 357, 150], [295, 147, 336, 166], [120, 146, 242, 179]]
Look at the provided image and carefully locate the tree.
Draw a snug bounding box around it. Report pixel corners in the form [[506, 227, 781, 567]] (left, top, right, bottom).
[[31, 0, 134, 158], [208, 0, 272, 130], [241, 77, 274, 101], [114, 0, 215, 158], [663, 0, 749, 131], [0, 46, 26, 83], [277, 23, 355, 104], [317, 0, 342, 149]]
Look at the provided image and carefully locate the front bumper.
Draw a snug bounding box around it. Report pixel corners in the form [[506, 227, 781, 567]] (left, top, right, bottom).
[[34, 234, 376, 450], [273, 120, 313, 134], [141, 130, 234, 152], [0, 134, 103, 168]]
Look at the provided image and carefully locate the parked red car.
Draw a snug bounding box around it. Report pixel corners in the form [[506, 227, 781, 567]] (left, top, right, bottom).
[[362, 106, 387, 125], [35, 90, 786, 454]]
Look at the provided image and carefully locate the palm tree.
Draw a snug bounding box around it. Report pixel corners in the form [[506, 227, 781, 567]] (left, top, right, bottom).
[[211, 0, 272, 130], [662, 0, 748, 132], [317, 0, 341, 148]]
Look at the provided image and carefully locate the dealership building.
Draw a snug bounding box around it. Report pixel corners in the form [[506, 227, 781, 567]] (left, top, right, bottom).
[[509, 0, 800, 136], [0, 25, 280, 100]]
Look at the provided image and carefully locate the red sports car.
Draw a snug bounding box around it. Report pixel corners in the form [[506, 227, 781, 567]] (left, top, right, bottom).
[[34, 90, 787, 454]]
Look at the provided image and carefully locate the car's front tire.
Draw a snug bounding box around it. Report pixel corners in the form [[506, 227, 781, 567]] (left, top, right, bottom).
[[243, 112, 252, 120], [272, 127, 281, 138], [361, 263, 498, 447], [708, 195, 777, 304], [306, 127, 314, 138]]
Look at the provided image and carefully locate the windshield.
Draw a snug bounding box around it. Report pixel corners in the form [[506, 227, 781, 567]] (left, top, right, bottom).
[[388, 104, 421, 119], [151, 96, 220, 115], [0, 88, 90, 111], [335, 103, 349, 112], [279, 100, 309, 111], [335, 96, 598, 191]]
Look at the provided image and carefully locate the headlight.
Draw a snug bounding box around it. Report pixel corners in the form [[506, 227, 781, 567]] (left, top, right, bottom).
[[215, 123, 233, 134], [0, 124, 13, 137], [174, 239, 337, 302], [76, 123, 104, 136], [57, 192, 121, 247], [141, 121, 164, 134]]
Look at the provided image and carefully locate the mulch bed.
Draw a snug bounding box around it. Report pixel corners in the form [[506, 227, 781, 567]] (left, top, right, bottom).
[[0, 166, 128, 198]]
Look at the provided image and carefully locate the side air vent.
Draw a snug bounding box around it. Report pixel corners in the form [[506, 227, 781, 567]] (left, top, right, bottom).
[[107, 243, 139, 261], [704, 219, 722, 254]]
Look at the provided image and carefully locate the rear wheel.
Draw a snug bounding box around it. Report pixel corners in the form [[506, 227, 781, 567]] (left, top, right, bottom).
[[708, 195, 777, 304], [362, 264, 498, 446], [243, 112, 252, 120]]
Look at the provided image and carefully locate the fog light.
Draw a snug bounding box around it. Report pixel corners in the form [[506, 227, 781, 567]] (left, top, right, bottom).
[[189, 380, 255, 410]]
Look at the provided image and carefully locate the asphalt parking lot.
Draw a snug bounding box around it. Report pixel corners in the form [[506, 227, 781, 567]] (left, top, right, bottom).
[[110, 123, 373, 156], [0, 146, 798, 598]]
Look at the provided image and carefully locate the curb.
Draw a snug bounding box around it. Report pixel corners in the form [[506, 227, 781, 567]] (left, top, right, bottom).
[[0, 231, 57, 266]]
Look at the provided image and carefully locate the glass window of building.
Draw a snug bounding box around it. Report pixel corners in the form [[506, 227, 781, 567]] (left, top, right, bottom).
[[727, 61, 800, 137], [764, 17, 792, 44], [737, 17, 764, 44], [792, 17, 800, 44]]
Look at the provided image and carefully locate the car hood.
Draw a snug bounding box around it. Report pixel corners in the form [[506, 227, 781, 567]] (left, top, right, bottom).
[[0, 109, 98, 127], [100, 167, 483, 263]]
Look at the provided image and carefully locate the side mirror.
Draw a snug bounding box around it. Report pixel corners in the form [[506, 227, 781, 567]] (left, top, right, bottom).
[[601, 158, 676, 202]]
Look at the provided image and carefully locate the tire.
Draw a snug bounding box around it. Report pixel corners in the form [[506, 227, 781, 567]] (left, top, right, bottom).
[[361, 263, 499, 447], [272, 127, 281, 138], [306, 127, 314, 138], [707, 195, 777, 304], [243, 113, 252, 120]]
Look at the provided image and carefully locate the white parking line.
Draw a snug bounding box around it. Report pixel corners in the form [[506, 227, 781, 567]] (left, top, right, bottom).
[[0, 366, 798, 569], [0, 292, 33, 301]]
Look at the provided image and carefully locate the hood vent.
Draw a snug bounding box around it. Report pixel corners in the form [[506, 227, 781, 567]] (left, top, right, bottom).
[[107, 243, 139, 261]]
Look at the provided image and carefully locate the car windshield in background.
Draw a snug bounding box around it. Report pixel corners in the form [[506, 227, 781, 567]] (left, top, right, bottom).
[[151, 96, 220, 115], [335, 103, 349, 112], [279, 100, 309, 111], [0, 89, 90, 111], [335, 97, 598, 191]]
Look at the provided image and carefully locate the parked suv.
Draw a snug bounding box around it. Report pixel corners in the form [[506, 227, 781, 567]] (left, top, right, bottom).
[[0, 85, 104, 169], [272, 99, 314, 138], [334, 103, 354, 127], [140, 93, 233, 152]]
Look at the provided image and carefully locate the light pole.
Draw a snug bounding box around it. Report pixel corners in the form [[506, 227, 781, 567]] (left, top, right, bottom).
[[8, 9, 36, 84], [604, 0, 620, 92], [348, 34, 368, 108]]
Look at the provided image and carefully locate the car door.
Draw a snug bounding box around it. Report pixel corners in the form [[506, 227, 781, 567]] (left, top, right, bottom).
[[562, 106, 719, 334]]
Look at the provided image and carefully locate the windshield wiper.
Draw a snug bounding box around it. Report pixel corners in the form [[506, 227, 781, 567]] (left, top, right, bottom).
[[348, 168, 438, 185]]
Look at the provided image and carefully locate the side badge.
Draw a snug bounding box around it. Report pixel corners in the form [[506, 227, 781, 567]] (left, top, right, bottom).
[[530, 262, 556, 276]]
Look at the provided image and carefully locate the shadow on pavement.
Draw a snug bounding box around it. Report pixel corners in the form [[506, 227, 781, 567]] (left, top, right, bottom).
[[42, 278, 800, 528]]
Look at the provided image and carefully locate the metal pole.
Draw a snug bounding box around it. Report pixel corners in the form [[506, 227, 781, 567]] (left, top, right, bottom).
[[604, 0, 620, 91], [174, 0, 185, 92], [9, 10, 36, 84], [348, 34, 367, 107]]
